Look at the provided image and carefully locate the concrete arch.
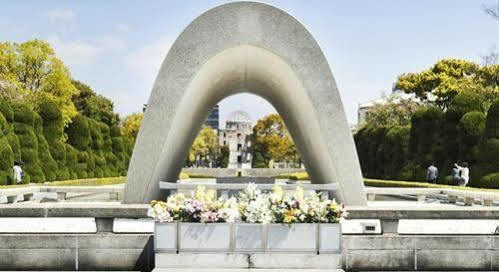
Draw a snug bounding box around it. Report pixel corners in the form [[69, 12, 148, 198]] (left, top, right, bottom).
[[124, 2, 367, 205]]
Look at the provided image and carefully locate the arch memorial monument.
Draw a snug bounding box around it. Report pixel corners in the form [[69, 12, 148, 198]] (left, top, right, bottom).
[[123, 1, 367, 207]]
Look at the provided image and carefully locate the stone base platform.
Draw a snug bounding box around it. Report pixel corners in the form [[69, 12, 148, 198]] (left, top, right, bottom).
[[154, 253, 342, 271]]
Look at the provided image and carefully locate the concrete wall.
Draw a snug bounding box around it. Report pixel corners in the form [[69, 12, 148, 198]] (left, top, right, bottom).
[[0, 233, 154, 271], [181, 168, 303, 178], [3, 232, 498, 271], [343, 234, 499, 271]]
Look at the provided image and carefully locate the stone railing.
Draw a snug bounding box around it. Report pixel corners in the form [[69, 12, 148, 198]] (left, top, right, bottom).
[[181, 167, 303, 177], [364, 187, 499, 206], [0, 185, 124, 204]]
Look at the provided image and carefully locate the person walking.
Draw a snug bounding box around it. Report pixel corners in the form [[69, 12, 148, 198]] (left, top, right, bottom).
[[426, 163, 438, 183], [454, 162, 469, 187], [451, 165, 461, 185], [12, 161, 23, 184]]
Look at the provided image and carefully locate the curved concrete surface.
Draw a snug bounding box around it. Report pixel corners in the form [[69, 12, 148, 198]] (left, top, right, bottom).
[[124, 1, 367, 205]]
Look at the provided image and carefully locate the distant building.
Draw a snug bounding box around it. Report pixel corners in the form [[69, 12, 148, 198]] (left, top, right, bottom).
[[219, 111, 253, 169], [204, 105, 220, 130], [357, 88, 433, 126]]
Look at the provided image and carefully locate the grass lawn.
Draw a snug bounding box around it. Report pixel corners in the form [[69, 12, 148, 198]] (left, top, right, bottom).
[[2, 172, 497, 193]]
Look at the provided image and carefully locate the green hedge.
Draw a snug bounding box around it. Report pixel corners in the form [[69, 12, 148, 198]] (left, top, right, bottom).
[[13, 105, 45, 183], [355, 99, 499, 189], [66, 114, 90, 150], [0, 98, 133, 184]]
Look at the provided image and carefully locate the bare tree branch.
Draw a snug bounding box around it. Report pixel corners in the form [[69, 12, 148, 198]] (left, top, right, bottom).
[[483, 2, 499, 20]]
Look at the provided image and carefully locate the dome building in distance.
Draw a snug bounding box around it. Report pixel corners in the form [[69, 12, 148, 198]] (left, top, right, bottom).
[[219, 110, 253, 169]]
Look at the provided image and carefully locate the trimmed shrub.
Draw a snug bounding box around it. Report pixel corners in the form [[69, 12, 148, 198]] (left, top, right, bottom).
[[38, 100, 62, 121], [13, 105, 45, 183], [55, 167, 70, 181], [480, 172, 499, 189], [472, 100, 499, 183], [37, 133, 57, 181], [485, 99, 499, 139], [13, 104, 35, 126], [399, 162, 424, 182], [449, 92, 485, 116], [0, 99, 14, 122], [0, 112, 9, 137], [7, 133, 20, 161], [66, 115, 90, 151], [383, 125, 410, 179], [15, 128, 37, 149], [458, 111, 486, 161], [65, 144, 78, 176], [0, 137, 14, 185], [33, 113, 57, 181], [440, 175, 456, 186], [39, 100, 66, 180], [89, 120, 104, 150]]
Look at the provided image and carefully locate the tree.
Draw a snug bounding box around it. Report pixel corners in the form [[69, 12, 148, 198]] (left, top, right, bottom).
[[361, 93, 423, 129], [481, 46, 499, 66], [72, 80, 119, 127], [395, 59, 498, 109], [188, 126, 219, 167], [250, 114, 299, 167], [218, 145, 230, 168], [121, 112, 143, 139], [483, 2, 499, 21], [0, 40, 78, 126]]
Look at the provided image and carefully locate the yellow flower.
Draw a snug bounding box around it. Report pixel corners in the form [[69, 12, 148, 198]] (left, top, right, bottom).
[[283, 209, 298, 223]]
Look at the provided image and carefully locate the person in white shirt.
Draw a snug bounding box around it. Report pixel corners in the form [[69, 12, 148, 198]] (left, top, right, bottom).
[[454, 162, 469, 186], [12, 162, 23, 184]]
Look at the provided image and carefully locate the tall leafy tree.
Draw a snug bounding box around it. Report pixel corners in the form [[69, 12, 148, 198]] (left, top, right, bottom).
[[0, 40, 78, 126], [251, 114, 299, 167], [188, 126, 219, 166], [121, 112, 143, 139], [395, 59, 498, 109], [72, 80, 119, 126], [361, 93, 423, 129]]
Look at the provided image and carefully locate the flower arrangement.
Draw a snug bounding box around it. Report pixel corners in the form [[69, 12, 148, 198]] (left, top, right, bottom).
[[148, 184, 347, 224]]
